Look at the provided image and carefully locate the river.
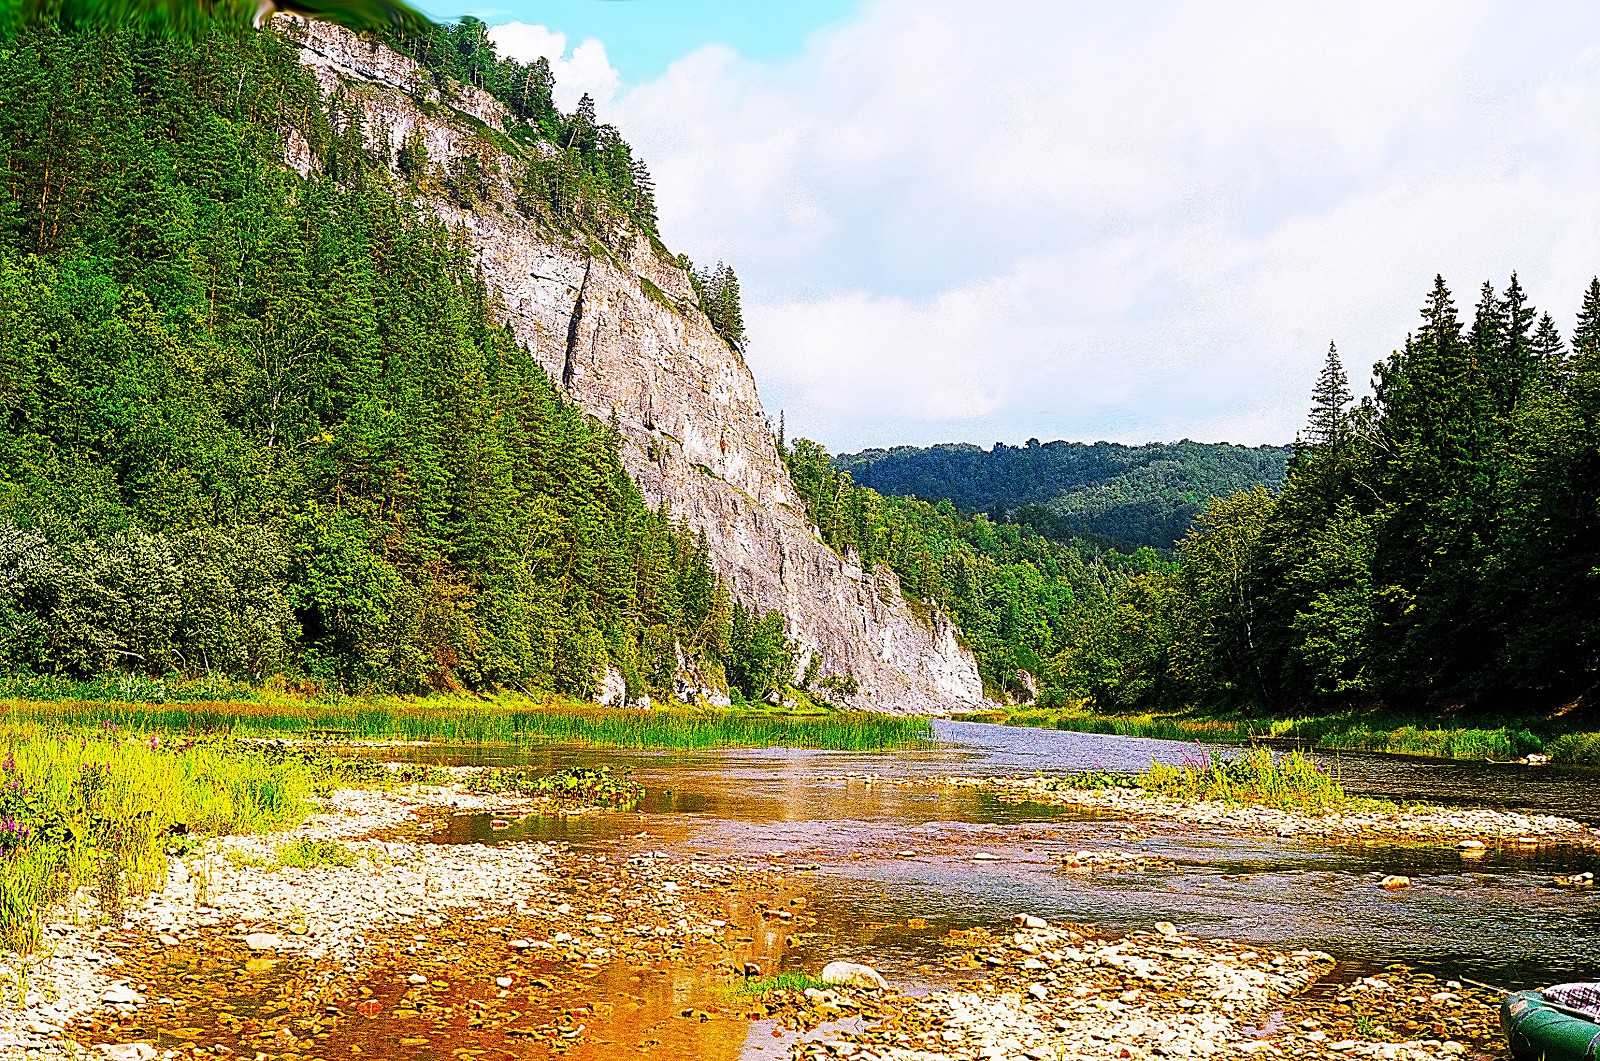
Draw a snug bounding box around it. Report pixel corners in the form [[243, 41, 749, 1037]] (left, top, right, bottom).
[[369, 721, 1600, 991]]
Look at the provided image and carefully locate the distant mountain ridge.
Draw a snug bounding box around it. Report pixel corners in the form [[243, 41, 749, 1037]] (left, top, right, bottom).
[[834, 440, 1292, 550]]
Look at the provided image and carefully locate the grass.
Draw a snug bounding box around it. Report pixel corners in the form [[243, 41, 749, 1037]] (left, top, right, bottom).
[[734, 971, 827, 995], [275, 838, 357, 869], [464, 765, 642, 808], [3, 695, 933, 751], [973, 705, 1590, 764], [0, 724, 324, 952], [1028, 749, 1354, 813], [1138, 748, 1349, 813]]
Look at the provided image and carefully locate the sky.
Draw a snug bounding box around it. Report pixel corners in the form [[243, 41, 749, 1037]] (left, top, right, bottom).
[[445, 1, 1600, 451]]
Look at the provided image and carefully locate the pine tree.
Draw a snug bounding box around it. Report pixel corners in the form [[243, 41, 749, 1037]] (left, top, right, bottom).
[[1305, 341, 1351, 449]]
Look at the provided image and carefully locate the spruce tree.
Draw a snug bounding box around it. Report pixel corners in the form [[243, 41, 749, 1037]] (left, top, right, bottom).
[[1305, 341, 1351, 449]]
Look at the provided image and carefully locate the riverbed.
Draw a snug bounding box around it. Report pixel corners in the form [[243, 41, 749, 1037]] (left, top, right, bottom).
[[376, 721, 1600, 986], [8, 721, 1599, 1061]]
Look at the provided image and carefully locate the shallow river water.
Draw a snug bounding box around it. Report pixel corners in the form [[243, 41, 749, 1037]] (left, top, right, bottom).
[[369, 722, 1600, 992]]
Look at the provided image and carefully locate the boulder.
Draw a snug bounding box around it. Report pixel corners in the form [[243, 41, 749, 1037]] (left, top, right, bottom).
[[100, 986, 144, 1007], [820, 961, 888, 990], [244, 932, 282, 951], [1379, 875, 1411, 890]]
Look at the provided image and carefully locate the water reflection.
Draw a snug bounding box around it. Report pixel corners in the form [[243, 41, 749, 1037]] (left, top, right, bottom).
[[356, 721, 1600, 987]]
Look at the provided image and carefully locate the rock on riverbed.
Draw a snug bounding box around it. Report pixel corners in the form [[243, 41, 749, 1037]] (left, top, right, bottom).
[[777, 918, 1499, 1061]]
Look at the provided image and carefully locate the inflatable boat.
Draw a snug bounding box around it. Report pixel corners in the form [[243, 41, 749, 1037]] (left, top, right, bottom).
[[1502, 985, 1600, 1061]]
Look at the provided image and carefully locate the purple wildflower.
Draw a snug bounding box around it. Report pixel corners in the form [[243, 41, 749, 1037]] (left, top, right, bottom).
[[1, 751, 13, 773]]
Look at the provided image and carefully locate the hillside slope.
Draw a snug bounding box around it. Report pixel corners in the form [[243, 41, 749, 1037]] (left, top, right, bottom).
[[836, 440, 1291, 550], [287, 20, 983, 711]]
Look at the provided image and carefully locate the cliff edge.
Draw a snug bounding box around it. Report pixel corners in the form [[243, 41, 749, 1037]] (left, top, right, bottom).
[[283, 20, 985, 713]]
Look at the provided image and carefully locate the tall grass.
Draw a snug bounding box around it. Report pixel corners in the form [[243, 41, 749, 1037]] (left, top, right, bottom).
[[0, 725, 320, 952], [1546, 732, 1600, 767], [3, 698, 933, 751], [1140, 748, 1348, 813], [990, 707, 1550, 762]]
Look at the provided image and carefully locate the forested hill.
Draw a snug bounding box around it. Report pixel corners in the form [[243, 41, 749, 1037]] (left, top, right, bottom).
[[834, 441, 1291, 550], [0, 24, 798, 705]]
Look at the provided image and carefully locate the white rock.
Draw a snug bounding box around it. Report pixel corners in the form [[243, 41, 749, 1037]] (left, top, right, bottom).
[[820, 961, 888, 990], [495, 977, 514, 988], [1014, 914, 1049, 930], [244, 932, 281, 951], [407, 973, 427, 985], [100, 986, 144, 1006], [96, 1045, 156, 1061], [1027, 983, 1050, 1000]]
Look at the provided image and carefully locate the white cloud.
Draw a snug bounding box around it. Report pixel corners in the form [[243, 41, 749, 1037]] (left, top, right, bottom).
[[488, 22, 620, 113], [606, 0, 1600, 449]]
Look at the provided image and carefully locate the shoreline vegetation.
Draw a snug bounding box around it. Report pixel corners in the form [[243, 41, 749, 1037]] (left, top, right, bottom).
[[955, 705, 1600, 766], [0, 693, 928, 952]]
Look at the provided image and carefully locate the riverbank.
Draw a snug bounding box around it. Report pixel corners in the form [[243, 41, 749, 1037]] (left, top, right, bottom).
[[5, 695, 933, 751], [4, 771, 1522, 1061], [864, 773, 1600, 845], [958, 707, 1600, 765], [1, 774, 798, 1059]]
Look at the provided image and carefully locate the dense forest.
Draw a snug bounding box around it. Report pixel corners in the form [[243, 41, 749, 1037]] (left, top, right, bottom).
[[384, 17, 661, 239], [782, 440, 1165, 699], [0, 24, 792, 702], [836, 440, 1290, 550], [1049, 277, 1600, 714]]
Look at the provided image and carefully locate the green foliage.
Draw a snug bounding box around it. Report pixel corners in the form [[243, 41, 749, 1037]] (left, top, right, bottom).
[[1050, 272, 1600, 717], [463, 765, 640, 807], [1140, 748, 1347, 813], [735, 971, 828, 995], [680, 257, 745, 353], [0, 24, 761, 700], [725, 601, 794, 701], [275, 836, 356, 868], [0, 725, 322, 950], [782, 438, 1163, 699], [380, 19, 657, 236], [834, 440, 1291, 551], [7, 697, 936, 750]]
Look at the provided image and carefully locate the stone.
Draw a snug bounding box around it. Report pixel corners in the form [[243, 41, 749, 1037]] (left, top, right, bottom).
[[407, 973, 428, 985], [96, 1045, 156, 1061], [100, 986, 144, 1007], [1380, 875, 1411, 890], [495, 977, 514, 988], [973, 852, 1000, 861], [820, 961, 888, 990], [1154, 921, 1180, 938], [1455, 839, 1485, 850], [743, 962, 762, 977], [1027, 983, 1050, 1000], [1013, 914, 1048, 930], [157, 933, 180, 947], [244, 932, 281, 951]]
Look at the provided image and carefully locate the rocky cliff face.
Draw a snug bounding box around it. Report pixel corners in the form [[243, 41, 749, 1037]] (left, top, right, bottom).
[[282, 19, 985, 713]]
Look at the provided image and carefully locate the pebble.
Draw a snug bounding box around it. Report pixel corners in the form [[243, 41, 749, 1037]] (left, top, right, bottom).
[[100, 986, 144, 1006]]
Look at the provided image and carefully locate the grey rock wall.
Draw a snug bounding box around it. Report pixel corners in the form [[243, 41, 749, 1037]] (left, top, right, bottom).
[[282, 19, 985, 713]]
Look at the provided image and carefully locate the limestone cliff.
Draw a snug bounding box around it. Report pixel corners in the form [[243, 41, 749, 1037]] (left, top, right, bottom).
[[281, 19, 985, 713]]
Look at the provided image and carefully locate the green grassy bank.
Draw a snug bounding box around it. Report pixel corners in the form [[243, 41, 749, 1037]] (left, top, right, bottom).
[[958, 706, 1600, 766], [4, 694, 932, 752], [0, 726, 335, 953]]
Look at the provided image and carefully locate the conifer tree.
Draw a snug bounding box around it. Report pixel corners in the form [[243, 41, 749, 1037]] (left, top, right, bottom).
[[1305, 341, 1351, 449]]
